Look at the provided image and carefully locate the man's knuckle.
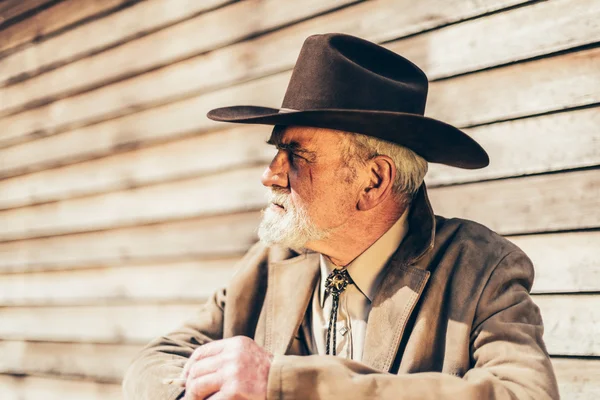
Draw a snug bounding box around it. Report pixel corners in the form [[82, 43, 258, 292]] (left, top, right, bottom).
[[233, 335, 249, 348], [223, 381, 242, 397], [188, 361, 200, 378], [221, 362, 237, 379], [188, 378, 206, 396]]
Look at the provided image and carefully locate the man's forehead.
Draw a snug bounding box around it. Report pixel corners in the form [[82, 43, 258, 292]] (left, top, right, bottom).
[[269, 125, 315, 145], [269, 125, 346, 148]]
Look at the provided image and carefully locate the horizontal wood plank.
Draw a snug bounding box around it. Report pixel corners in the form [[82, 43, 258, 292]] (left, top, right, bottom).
[[428, 46, 600, 128], [0, 211, 261, 273], [429, 169, 600, 236], [0, 0, 530, 147], [389, 0, 600, 80], [0, 166, 598, 242], [0, 375, 122, 400], [0, 126, 275, 207], [0, 340, 139, 382], [0, 303, 204, 343], [0, 0, 132, 56], [514, 231, 600, 294], [0, 295, 594, 356], [0, 165, 267, 241], [536, 294, 600, 357], [0, 258, 240, 305], [553, 358, 600, 400], [0, 0, 357, 113], [426, 107, 600, 187], [0, 0, 56, 27]]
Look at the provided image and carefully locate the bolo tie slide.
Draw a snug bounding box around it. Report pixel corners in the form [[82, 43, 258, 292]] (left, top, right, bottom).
[[324, 268, 353, 356]]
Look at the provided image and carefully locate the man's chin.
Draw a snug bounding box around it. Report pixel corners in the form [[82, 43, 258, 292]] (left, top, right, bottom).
[[257, 207, 323, 252], [257, 221, 307, 251]]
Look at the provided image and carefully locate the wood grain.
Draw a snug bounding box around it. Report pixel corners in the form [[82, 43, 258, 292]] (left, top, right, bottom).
[[426, 107, 600, 187], [553, 358, 600, 400], [536, 294, 600, 356], [0, 303, 206, 343], [0, 0, 530, 144], [1, 43, 598, 154], [0, 375, 122, 400], [388, 0, 600, 80], [0, 0, 134, 56], [0, 1, 597, 400], [0, 0, 56, 27], [0, 211, 261, 273], [427, 46, 600, 128], [0, 340, 139, 382], [0, 165, 267, 242], [0, 126, 275, 208], [0, 0, 357, 111], [0, 258, 240, 305], [428, 169, 600, 236], [514, 231, 600, 294]]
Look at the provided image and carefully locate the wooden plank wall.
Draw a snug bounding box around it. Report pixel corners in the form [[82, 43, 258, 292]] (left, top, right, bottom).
[[0, 0, 598, 398]]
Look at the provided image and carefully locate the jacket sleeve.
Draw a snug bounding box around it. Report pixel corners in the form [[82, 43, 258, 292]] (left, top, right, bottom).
[[122, 287, 226, 400], [267, 250, 560, 400]]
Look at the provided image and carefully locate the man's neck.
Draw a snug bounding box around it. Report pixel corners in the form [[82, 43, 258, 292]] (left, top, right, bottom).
[[306, 204, 408, 267]]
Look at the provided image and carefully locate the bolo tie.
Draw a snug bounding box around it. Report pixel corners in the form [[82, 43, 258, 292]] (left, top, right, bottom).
[[324, 267, 353, 356]]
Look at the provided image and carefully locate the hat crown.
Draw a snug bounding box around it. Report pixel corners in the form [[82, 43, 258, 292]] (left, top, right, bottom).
[[281, 33, 428, 115]]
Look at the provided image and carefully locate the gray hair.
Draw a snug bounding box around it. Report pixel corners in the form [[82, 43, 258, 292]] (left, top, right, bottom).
[[340, 132, 428, 199]]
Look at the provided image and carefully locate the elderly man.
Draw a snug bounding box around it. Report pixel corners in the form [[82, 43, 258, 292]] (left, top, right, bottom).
[[123, 33, 559, 399]]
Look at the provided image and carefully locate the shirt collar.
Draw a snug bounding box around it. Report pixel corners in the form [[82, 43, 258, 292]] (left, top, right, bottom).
[[319, 206, 410, 307]]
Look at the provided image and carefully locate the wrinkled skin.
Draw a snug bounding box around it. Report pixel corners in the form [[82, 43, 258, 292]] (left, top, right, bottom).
[[182, 336, 273, 400]]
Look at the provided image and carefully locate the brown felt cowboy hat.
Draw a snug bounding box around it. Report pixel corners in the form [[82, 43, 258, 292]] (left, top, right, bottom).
[[207, 33, 489, 169]]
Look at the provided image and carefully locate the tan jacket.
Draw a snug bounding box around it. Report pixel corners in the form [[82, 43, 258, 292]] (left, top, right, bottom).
[[123, 185, 559, 400]]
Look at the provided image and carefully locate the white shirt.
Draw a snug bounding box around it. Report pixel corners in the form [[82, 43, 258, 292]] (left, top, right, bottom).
[[303, 208, 410, 361]]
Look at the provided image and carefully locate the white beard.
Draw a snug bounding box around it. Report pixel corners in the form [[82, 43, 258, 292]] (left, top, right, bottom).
[[257, 189, 331, 251]]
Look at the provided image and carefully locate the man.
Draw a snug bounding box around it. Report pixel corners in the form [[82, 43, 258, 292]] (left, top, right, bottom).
[[123, 33, 559, 399]]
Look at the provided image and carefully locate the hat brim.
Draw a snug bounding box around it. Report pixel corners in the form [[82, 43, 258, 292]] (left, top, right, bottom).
[[207, 106, 489, 169]]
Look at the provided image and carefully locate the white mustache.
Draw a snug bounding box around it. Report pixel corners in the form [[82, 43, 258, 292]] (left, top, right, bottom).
[[267, 190, 292, 210]]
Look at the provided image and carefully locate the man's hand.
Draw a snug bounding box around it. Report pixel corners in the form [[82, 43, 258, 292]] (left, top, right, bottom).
[[181, 336, 274, 400]]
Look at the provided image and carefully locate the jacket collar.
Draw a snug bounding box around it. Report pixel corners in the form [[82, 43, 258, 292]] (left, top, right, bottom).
[[263, 183, 436, 371]]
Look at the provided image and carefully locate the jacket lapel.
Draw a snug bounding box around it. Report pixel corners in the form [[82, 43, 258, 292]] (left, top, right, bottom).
[[263, 250, 320, 356], [361, 260, 430, 371], [361, 184, 436, 372]]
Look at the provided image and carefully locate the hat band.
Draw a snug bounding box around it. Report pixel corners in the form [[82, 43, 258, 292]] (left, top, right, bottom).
[[278, 107, 298, 113]]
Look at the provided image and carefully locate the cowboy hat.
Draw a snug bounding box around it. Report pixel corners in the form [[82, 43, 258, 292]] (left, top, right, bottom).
[[207, 33, 489, 169]]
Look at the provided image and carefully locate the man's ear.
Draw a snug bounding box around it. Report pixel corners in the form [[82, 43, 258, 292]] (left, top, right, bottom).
[[357, 155, 396, 211]]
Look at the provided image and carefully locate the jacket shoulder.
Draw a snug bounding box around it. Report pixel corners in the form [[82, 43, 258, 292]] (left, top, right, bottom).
[[432, 216, 530, 271]]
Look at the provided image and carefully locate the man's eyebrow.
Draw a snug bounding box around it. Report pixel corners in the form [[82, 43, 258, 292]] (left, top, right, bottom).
[[265, 138, 317, 158]]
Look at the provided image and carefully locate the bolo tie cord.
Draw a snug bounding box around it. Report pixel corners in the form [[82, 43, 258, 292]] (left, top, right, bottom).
[[324, 268, 353, 356]]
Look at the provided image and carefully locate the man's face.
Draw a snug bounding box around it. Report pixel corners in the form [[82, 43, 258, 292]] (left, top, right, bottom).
[[257, 126, 361, 251]]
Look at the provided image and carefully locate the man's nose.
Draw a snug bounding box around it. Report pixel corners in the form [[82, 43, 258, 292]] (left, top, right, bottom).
[[261, 151, 289, 188]]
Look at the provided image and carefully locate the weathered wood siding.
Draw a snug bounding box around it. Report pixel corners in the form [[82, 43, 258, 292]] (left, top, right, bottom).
[[1, 0, 598, 398]]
